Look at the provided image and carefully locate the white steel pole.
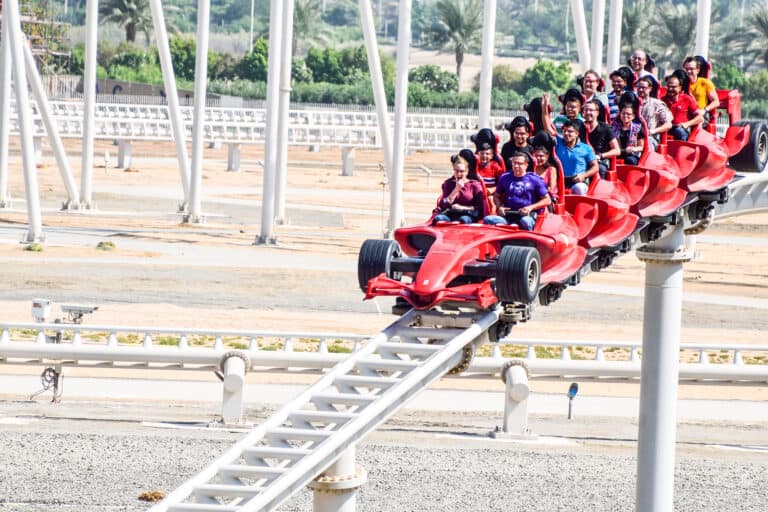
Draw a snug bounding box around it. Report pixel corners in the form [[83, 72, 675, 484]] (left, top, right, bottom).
[[185, 0, 211, 224], [635, 224, 693, 512], [388, 0, 411, 233], [249, 0, 255, 52], [606, 0, 623, 72], [590, 0, 606, 73], [0, 12, 12, 208], [570, 0, 590, 73], [257, 0, 284, 244], [6, 0, 43, 240], [309, 445, 367, 512], [694, 0, 711, 59], [358, 0, 393, 181], [149, 0, 191, 208], [274, 0, 295, 225], [478, 0, 496, 129], [22, 39, 81, 207], [80, 0, 99, 208]]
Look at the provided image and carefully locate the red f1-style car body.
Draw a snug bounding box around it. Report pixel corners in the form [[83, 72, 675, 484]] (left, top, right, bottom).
[[358, 98, 756, 320]]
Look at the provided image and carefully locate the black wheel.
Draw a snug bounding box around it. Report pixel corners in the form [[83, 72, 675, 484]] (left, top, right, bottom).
[[730, 121, 768, 172], [495, 246, 541, 303], [357, 239, 402, 291]]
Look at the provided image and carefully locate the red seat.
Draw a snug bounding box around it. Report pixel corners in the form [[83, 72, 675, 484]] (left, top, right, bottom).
[[666, 141, 701, 179], [723, 124, 750, 157]]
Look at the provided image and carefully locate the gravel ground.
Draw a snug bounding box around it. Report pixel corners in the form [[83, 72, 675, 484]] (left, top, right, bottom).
[[1, 402, 766, 512]]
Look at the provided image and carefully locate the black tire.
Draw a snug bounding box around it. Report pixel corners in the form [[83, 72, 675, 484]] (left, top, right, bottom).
[[495, 246, 541, 304], [730, 121, 768, 172], [357, 239, 402, 291]]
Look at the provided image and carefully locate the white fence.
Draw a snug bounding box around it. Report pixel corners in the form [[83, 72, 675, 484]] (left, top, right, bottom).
[[1, 322, 766, 382]]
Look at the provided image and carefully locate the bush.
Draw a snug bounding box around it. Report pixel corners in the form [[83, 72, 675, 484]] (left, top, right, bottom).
[[742, 100, 768, 119], [715, 63, 746, 92], [305, 46, 370, 85], [521, 60, 573, 94], [208, 52, 238, 81], [408, 64, 458, 93], [169, 35, 196, 81], [111, 42, 155, 69], [208, 79, 267, 99], [473, 64, 524, 93], [69, 43, 85, 75], [236, 37, 269, 82], [745, 71, 768, 102], [291, 59, 313, 83]]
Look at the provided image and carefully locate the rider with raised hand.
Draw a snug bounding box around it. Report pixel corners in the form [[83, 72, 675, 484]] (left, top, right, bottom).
[[484, 152, 551, 231]]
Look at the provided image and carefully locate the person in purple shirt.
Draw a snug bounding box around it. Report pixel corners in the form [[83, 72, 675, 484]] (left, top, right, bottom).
[[432, 154, 488, 224], [483, 152, 551, 230]]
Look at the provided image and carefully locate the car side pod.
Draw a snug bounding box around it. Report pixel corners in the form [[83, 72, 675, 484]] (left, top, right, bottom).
[[622, 165, 687, 218], [677, 143, 734, 192], [722, 124, 750, 158], [639, 150, 685, 180], [614, 165, 650, 206], [665, 140, 701, 180], [581, 177, 639, 248], [562, 195, 599, 240]]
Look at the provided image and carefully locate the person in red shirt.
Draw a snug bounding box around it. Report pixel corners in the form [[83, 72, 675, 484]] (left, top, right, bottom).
[[662, 73, 703, 141]]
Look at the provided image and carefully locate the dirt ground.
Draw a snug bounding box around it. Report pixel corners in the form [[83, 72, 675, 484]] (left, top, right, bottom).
[[0, 138, 767, 400]]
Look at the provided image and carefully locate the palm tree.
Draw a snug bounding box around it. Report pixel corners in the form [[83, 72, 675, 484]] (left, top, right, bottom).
[[726, 5, 768, 70], [427, 0, 483, 89], [293, 0, 331, 56], [99, 0, 154, 43], [621, 0, 654, 58], [650, 2, 697, 71]]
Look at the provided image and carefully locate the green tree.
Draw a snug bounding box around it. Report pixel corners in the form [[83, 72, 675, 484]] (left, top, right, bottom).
[[237, 37, 270, 82], [426, 0, 483, 90], [409, 65, 458, 93], [621, 0, 654, 58], [99, 0, 154, 43], [521, 60, 572, 94]]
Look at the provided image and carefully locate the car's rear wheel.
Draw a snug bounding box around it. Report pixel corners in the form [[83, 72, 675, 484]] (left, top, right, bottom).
[[495, 246, 541, 303], [357, 239, 402, 292], [730, 121, 768, 172]]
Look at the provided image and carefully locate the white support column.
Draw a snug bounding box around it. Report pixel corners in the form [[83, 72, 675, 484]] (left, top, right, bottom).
[[590, 0, 606, 73], [606, 0, 623, 72], [22, 39, 81, 208], [491, 360, 534, 439], [308, 446, 367, 512], [117, 140, 132, 169], [185, 0, 211, 224], [342, 147, 355, 176], [220, 352, 249, 425], [478, 0, 497, 129], [226, 143, 241, 172], [274, 0, 296, 225], [149, 0, 191, 209], [635, 223, 693, 512], [0, 12, 12, 209], [257, 0, 284, 244], [6, 0, 43, 241], [358, 0, 393, 181], [570, 0, 591, 73], [388, 0, 412, 233], [694, 0, 712, 59], [80, 0, 99, 208]]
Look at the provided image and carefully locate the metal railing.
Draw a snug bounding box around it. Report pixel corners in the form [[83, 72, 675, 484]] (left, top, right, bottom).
[[2, 322, 766, 381]]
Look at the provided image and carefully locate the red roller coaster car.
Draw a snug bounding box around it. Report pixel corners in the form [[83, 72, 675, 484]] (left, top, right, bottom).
[[358, 89, 763, 333]]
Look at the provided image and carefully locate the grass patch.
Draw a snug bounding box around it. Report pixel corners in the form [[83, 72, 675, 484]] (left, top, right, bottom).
[[534, 346, 559, 359], [24, 243, 43, 252], [328, 344, 352, 354], [227, 341, 248, 350], [96, 241, 116, 251], [155, 336, 179, 346]]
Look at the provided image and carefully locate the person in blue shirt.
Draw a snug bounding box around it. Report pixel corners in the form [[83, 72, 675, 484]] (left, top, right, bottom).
[[483, 152, 551, 231], [554, 120, 598, 195]]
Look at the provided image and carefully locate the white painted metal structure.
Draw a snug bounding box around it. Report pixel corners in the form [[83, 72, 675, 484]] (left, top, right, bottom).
[[80, 0, 99, 208], [605, 0, 623, 71], [477, 0, 497, 129], [0, 13, 11, 208], [274, 0, 296, 225], [695, 0, 712, 59], [147, 309, 499, 511], [590, 0, 606, 73], [570, 0, 591, 73]]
